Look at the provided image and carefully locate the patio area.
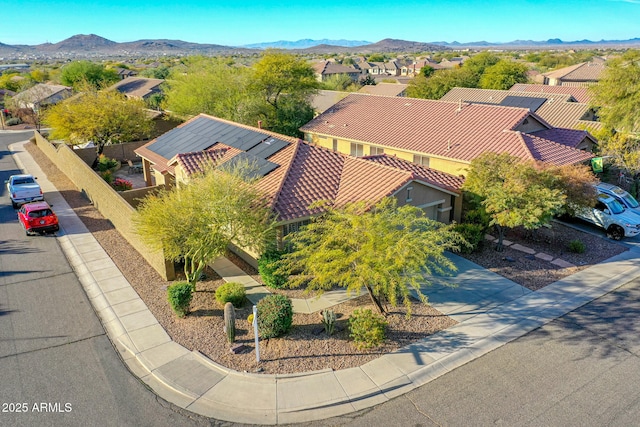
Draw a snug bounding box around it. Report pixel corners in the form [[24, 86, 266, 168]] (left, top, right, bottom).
[[113, 163, 147, 189]]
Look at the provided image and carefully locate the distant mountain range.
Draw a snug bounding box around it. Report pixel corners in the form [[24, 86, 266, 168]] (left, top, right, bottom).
[[243, 39, 373, 49], [1, 34, 639, 60]]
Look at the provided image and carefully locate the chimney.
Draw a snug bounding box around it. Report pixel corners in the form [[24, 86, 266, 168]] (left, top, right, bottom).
[[257, 120, 262, 129]]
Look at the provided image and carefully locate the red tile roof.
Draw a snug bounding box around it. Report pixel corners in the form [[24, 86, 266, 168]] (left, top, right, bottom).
[[440, 87, 600, 130], [519, 132, 594, 165], [140, 114, 464, 223], [300, 93, 593, 166], [509, 84, 592, 103]]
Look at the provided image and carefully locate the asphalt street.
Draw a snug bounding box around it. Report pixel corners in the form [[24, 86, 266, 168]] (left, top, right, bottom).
[[311, 277, 640, 427], [0, 132, 208, 427]]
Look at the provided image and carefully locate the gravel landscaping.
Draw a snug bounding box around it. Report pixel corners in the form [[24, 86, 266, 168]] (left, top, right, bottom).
[[23, 140, 628, 374]]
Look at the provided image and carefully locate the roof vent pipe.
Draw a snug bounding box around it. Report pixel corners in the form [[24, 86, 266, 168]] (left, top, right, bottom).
[[258, 120, 262, 129]]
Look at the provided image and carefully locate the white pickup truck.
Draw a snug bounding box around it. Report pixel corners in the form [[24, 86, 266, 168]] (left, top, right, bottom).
[[5, 174, 44, 208]]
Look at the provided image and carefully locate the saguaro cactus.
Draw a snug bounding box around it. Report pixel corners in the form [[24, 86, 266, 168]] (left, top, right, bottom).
[[224, 302, 236, 344]]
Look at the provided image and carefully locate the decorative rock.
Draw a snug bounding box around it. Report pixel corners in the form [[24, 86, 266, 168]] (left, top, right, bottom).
[[511, 243, 536, 254], [535, 252, 554, 262], [502, 256, 516, 262], [551, 258, 576, 268], [230, 344, 248, 354], [501, 239, 514, 247], [524, 254, 535, 260], [485, 234, 495, 241]]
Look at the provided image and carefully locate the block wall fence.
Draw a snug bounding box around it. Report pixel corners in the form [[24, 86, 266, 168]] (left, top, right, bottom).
[[33, 132, 175, 280]]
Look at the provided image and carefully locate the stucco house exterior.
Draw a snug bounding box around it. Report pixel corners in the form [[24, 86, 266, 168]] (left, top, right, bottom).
[[134, 114, 465, 261], [312, 61, 361, 82], [12, 83, 72, 110], [300, 93, 596, 178], [539, 61, 606, 87]]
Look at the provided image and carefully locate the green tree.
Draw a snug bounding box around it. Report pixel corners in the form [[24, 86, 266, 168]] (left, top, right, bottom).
[[162, 56, 258, 123], [479, 60, 530, 90], [367, 53, 386, 62], [420, 65, 435, 78], [0, 73, 22, 92], [463, 52, 500, 79], [406, 68, 477, 99], [462, 153, 566, 250], [44, 86, 153, 159], [590, 50, 640, 136], [60, 60, 119, 90], [251, 50, 319, 111], [134, 162, 275, 290], [278, 198, 466, 316], [140, 65, 171, 79], [322, 73, 356, 91]]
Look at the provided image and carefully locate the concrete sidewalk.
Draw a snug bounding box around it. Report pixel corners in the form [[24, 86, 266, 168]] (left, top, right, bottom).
[[9, 138, 640, 425]]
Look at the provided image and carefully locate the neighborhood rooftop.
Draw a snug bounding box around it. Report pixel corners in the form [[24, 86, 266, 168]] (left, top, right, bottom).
[[301, 93, 595, 166], [440, 87, 600, 130], [136, 114, 464, 222]]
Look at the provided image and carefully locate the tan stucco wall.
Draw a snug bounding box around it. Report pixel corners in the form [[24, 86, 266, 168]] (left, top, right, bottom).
[[33, 132, 175, 280], [306, 132, 470, 176]]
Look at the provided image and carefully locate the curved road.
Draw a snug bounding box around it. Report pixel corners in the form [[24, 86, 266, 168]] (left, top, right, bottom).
[[0, 132, 209, 427]]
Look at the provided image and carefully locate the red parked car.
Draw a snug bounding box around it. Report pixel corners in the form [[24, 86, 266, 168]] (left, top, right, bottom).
[[17, 201, 59, 235]]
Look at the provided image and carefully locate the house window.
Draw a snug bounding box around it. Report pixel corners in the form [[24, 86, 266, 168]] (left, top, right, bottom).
[[406, 186, 413, 203], [282, 220, 310, 237], [332, 138, 338, 151], [413, 155, 430, 167], [370, 146, 384, 155], [350, 143, 364, 157]]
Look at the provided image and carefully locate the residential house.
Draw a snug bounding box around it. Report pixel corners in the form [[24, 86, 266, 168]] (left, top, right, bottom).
[[438, 57, 466, 69], [400, 59, 442, 76], [509, 83, 592, 104], [312, 61, 361, 82], [12, 83, 72, 110], [440, 87, 600, 131], [310, 90, 350, 115], [134, 114, 465, 262], [107, 77, 164, 101], [357, 61, 401, 76], [539, 61, 605, 86], [359, 83, 408, 97], [300, 93, 596, 178], [115, 67, 138, 80]]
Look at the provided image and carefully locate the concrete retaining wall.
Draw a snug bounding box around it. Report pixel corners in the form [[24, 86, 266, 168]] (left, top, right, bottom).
[[33, 132, 175, 280]]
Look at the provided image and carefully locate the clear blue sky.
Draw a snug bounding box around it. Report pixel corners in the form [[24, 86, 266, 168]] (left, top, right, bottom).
[[3, 0, 639, 46]]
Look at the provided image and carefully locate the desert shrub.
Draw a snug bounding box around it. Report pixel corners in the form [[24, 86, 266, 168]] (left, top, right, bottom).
[[349, 309, 387, 349], [167, 281, 193, 318], [100, 170, 114, 184], [464, 207, 491, 228], [568, 239, 586, 254], [96, 154, 119, 172], [256, 294, 293, 339], [6, 117, 21, 126], [452, 222, 485, 253], [258, 249, 288, 289], [111, 177, 133, 191], [215, 282, 246, 308]]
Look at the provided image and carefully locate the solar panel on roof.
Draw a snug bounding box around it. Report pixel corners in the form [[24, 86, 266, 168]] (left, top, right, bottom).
[[246, 138, 289, 159], [499, 96, 547, 112], [146, 116, 284, 164], [219, 152, 279, 179]]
